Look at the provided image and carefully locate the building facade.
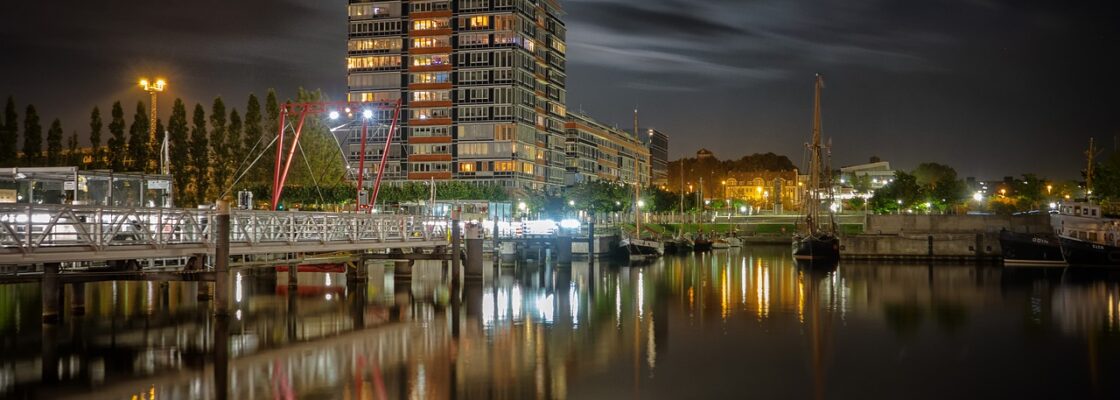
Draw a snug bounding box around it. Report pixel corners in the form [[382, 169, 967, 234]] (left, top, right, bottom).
[[723, 170, 801, 210], [345, 0, 568, 194], [839, 159, 895, 190], [642, 128, 669, 187], [564, 112, 650, 186]]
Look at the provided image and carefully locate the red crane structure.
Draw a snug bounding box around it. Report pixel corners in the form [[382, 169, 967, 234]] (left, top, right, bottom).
[[270, 99, 403, 212]]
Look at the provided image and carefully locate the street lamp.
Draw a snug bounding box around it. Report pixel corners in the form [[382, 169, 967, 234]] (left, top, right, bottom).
[[973, 192, 983, 202], [139, 77, 167, 173], [637, 200, 646, 208]]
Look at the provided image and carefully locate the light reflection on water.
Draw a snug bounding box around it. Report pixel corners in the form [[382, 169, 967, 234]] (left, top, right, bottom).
[[1, 246, 1120, 399]]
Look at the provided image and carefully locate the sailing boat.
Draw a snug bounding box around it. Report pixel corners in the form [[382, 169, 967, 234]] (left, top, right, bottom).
[[793, 74, 841, 264], [621, 181, 664, 258]]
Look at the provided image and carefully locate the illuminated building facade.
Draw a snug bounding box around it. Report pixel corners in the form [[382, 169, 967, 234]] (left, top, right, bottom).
[[641, 128, 669, 187], [722, 170, 801, 210], [346, 0, 568, 194], [564, 112, 650, 186]]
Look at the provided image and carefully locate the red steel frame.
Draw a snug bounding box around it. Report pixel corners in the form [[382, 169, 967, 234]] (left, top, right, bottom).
[[270, 100, 402, 212]]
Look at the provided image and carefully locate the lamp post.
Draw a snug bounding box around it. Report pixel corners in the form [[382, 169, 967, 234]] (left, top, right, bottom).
[[139, 78, 166, 173]]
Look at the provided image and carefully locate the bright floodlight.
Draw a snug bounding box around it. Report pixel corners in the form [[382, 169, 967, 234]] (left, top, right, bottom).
[[518, 201, 527, 211], [568, 200, 575, 206], [637, 200, 646, 208], [1049, 202, 1057, 209], [328, 111, 340, 120], [973, 192, 983, 202], [362, 109, 373, 119], [739, 205, 747, 213]]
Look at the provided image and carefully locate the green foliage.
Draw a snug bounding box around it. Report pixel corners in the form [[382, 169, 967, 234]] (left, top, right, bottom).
[[22, 105, 42, 166], [566, 181, 629, 213], [209, 97, 229, 197], [240, 94, 266, 186], [107, 101, 126, 171], [644, 185, 678, 212], [282, 88, 348, 188], [849, 174, 872, 193], [152, 117, 164, 170], [189, 104, 210, 205], [0, 97, 17, 166], [168, 99, 191, 205], [375, 181, 508, 204], [66, 131, 81, 167], [87, 106, 102, 169], [46, 119, 63, 166], [227, 109, 242, 177], [870, 171, 923, 213], [127, 101, 149, 172]]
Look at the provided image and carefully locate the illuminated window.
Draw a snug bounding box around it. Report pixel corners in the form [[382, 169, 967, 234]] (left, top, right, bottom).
[[347, 56, 401, 70], [459, 33, 490, 47], [348, 38, 402, 52], [412, 54, 450, 67], [469, 16, 490, 28], [411, 90, 450, 102], [409, 72, 450, 84], [412, 37, 450, 49], [412, 18, 449, 31], [459, 162, 476, 172], [410, 107, 450, 120], [494, 161, 515, 172]]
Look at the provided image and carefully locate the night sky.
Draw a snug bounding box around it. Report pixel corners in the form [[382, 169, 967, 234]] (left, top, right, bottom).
[[1, 0, 1117, 179]]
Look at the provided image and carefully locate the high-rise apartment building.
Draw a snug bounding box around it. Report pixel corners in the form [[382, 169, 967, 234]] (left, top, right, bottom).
[[642, 128, 669, 186], [565, 112, 651, 186], [346, 0, 568, 195]]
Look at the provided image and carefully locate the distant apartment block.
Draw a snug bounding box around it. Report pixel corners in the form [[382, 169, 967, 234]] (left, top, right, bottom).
[[565, 112, 650, 186], [641, 128, 669, 186]]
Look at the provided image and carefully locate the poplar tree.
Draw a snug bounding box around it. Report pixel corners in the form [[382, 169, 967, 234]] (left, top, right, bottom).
[[107, 101, 126, 171], [153, 118, 165, 173], [209, 97, 228, 197], [227, 108, 243, 186], [127, 101, 150, 171], [0, 97, 17, 165], [264, 90, 280, 185], [243, 94, 263, 183], [168, 99, 191, 205], [22, 105, 42, 166], [88, 106, 103, 169], [46, 118, 63, 166], [189, 104, 210, 204], [66, 131, 82, 167]]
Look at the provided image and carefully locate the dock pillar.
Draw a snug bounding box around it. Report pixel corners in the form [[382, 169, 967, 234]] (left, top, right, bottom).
[[465, 224, 484, 278], [451, 210, 462, 286], [41, 262, 61, 324], [70, 282, 86, 316], [556, 236, 572, 265], [349, 253, 369, 286], [927, 235, 934, 259], [588, 219, 596, 266], [213, 200, 231, 316], [394, 260, 413, 279]]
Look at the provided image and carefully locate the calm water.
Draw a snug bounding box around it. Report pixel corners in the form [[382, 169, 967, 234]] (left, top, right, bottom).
[[3, 246, 1120, 399]]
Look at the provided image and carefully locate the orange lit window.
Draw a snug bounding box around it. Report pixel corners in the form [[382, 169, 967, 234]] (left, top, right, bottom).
[[494, 161, 515, 172], [469, 16, 490, 28], [460, 162, 476, 172]]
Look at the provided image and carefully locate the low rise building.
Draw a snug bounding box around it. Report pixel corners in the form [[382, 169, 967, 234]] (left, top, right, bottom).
[[564, 112, 650, 186]]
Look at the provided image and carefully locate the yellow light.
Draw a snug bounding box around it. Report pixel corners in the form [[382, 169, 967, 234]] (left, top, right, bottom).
[[139, 79, 149, 87]]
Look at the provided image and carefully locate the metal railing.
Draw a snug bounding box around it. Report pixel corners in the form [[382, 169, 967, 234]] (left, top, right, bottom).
[[0, 204, 449, 264]]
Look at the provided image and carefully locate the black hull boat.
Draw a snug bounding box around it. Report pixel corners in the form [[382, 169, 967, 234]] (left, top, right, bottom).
[[792, 234, 840, 264], [999, 230, 1066, 266], [693, 237, 713, 252], [1059, 236, 1120, 267], [620, 238, 664, 259], [663, 239, 679, 254]]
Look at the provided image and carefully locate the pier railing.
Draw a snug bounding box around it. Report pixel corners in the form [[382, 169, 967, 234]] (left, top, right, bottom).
[[0, 204, 449, 264]]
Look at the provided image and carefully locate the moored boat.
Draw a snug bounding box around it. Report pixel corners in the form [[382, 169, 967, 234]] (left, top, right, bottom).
[[621, 237, 665, 259], [792, 74, 841, 266], [712, 239, 731, 250], [1053, 201, 1119, 267], [999, 229, 1066, 266], [725, 236, 742, 248]]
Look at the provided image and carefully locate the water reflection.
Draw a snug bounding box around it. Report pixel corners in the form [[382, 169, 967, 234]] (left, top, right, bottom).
[[2, 246, 1120, 398]]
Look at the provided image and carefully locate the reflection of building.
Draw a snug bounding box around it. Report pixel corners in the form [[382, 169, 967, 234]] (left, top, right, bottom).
[[641, 128, 669, 187], [564, 112, 650, 186], [345, 0, 568, 193], [840, 158, 895, 189], [722, 170, 800, 210]]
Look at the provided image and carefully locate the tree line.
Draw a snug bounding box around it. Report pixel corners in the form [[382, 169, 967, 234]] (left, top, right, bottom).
[[0, 89, 356, 207]]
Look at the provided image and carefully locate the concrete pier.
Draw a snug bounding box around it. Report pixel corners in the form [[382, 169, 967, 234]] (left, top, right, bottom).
[[41, 262, 60, 323], [465, 224, 484, 278], [213, 200, 231, 316]]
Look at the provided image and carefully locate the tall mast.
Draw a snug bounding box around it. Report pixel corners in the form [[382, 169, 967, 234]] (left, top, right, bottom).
[[808, 74, 824, 234], [1086, 137, 1098, 201]]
